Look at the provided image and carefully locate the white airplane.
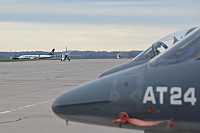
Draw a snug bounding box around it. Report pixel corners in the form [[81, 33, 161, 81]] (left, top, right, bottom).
[[61, 47, 70, 61], [18, 48, 55, 59]]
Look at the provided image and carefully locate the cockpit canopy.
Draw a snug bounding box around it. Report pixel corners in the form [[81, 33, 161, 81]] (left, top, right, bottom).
[[99, 27, 198, 78], [149, 27, 200, 67], [133, 27, 198, 62]]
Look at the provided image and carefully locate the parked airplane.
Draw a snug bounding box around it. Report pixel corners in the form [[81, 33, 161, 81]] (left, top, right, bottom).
[[52, 27, 200, 133], [100, 27, 197, 77], [61, 47, 70, 61], [18, 48, 55, 59]]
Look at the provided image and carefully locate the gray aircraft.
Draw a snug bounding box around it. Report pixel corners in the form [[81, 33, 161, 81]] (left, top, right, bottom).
[[52, 27, 200, 133]]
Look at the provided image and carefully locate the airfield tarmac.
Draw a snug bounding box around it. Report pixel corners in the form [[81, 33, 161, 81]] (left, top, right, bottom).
[[0, 59, 143, 133]]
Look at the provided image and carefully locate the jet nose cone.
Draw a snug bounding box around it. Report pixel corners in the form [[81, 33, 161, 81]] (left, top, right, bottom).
[[52, 77, 112, 122], [52, 100, 59, 116], [52, 95, 69, 120]]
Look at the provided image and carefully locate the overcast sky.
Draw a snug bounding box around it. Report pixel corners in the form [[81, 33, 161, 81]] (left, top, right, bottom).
[[0, 0, 199, 52]]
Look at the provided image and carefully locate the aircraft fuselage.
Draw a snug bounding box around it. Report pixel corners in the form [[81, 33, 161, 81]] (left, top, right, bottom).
[[52, 60, 200, 133]]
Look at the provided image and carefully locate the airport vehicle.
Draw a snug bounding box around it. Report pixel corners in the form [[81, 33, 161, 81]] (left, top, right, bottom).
[[61, 47, 70, 61], [18, 48, 55, 59], [52, 27, 200, 133], [116, 53, 122, 59], [100, 27, 197, 77]]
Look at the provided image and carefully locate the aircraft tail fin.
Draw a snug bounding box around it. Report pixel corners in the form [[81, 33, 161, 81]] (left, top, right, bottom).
[[66, 46, 68, 53], [49, 49, 55, 55]]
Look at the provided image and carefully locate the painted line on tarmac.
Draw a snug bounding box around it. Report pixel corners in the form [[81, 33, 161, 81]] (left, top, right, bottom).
[[0, 99, 54, 115]]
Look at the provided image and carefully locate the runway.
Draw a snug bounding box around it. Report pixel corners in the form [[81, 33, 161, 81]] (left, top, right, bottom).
[[0, 59, 143, 133]]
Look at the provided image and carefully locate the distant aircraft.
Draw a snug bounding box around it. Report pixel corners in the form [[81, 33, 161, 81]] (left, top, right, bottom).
[[18, 49, 55, 59], [61, 47, 70, 61], [116, 53, 122, 59], [52, 27, 200, 133]]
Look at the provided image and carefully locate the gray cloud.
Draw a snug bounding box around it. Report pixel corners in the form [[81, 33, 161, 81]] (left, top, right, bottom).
[[0, 0, 199, 26]]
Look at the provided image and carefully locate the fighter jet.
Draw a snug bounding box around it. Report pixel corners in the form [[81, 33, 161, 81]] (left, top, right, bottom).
[[100, 27, 197, 77], [52, 27, 200, 133], [61, 47, 70, 61]]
